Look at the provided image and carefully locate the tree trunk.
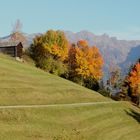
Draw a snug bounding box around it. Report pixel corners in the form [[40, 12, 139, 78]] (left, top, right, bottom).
[[139, 95, 140, 107], [138, 84, 140, 107]]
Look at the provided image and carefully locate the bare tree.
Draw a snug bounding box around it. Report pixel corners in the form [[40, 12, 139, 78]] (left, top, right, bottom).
[[10, 19, 26, 44], [12, 19, 23, 33]]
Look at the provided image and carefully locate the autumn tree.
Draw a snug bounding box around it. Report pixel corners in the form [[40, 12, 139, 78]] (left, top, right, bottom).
[[31, 30, 69, 60], [127, 60, 140, 106], [68, 44, 77, 78], [68, 40, 104, 88], [76, 40, 103, 80], [10, 19, 26, 44], [30, 30, 69, 76], [109, 65, 122, 88], [12, 19, 22, 33]]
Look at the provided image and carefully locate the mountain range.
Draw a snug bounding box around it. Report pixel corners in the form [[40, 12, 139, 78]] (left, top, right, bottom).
[[0, 30, 140, 77], [64, 31, 140, 76]]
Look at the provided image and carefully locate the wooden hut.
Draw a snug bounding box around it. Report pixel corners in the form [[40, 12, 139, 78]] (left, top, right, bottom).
[[0, 42, 23, 58]]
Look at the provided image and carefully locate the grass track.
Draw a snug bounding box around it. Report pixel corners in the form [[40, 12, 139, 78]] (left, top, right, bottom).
[[0, 101, 117, 109]]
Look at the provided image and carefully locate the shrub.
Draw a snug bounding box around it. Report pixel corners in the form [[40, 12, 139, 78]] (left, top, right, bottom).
[[98, 89, 110, 97], [37, 57, 68, 76], [83, 77, 99, 91]]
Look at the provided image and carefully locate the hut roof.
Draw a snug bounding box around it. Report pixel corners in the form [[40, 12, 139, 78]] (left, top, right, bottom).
[[0, 42, 22, 48]]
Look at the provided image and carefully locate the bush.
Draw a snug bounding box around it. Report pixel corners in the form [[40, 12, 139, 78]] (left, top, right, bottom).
[[36, 57, 68, 76], [98, 89, 110, 97], [83, 77, 99, 91], [22, 54, 35, 66], [67, 75, 100, 91]]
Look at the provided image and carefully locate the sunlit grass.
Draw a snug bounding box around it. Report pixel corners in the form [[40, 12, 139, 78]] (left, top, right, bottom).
[[1, 54, 140, 140], [0, 102, 140, 140], [0, 54, 109, 105]]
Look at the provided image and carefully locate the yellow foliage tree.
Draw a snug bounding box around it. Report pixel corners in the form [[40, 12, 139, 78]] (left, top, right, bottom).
[[30, 30, 69, 75], [31, 30, 69, 61], [68, 40, 104, 81], [42, 30, 69, 61]]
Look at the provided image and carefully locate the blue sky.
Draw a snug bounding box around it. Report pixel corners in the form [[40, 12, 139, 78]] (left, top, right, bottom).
[[0, 0, 140, 40]]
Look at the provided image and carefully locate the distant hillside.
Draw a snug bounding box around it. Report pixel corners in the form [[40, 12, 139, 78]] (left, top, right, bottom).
[[120, 45, 140, 74], [125, 45, 140, 63], [0, 33, 38, 47]]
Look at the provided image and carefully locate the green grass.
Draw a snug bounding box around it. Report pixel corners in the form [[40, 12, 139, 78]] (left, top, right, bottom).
[[0, 54, 109, 105], [0, 54, 140, 140], [0, 102, 140, 140]]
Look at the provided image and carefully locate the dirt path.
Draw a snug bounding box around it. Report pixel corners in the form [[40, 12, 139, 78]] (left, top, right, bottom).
[[0, 101, 119, 109]]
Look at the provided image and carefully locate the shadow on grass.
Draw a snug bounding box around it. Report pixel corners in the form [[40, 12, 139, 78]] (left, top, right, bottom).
[[125, 109, 140, 123]]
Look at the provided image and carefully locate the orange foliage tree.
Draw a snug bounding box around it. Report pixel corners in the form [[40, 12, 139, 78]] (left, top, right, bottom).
[[68, 40, 104, 81], [127, 60, 140, 106]]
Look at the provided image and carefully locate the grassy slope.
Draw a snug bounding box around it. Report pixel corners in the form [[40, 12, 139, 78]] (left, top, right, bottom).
[[0, 54, 140, 140], [0, 54, 109, 105], [0, 102, 140, 140]]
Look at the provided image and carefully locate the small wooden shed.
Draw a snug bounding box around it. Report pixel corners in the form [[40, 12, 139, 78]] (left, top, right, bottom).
[[0, 42, 23, 58]]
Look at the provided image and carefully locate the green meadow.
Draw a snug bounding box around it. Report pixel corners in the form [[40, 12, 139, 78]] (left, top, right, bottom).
[[0, 54, 140, 140], [0, 54, 108, 106]]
